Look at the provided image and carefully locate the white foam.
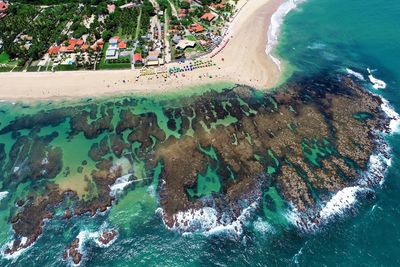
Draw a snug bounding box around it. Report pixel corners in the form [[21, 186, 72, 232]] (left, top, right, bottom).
[[319, 186, 361, 220], [0, 191, 8, 201], [266, 0, 304, 70], [1, 236, 33, 261], [162, 202, 258, 236], [253, 217, 276, 235], [346, 68, 365, 81], [109, 174, 133, 197], [381, 97, 400, 133], [69, 226, 117, 265], [367, 68, 387, 89]]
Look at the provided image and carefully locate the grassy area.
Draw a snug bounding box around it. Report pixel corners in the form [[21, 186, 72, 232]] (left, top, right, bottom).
[[0, 66, 23, 72], [0, 52, 10, 64], [55, 64, 78, 71], [185, 35, 205, 52]]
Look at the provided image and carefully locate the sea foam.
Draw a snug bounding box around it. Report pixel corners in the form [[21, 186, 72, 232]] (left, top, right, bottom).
[[367, 68, 387, 89], [160, 202, 258, 236], [346, 68, 365, 81], [266, 0, 304, 69], [0, 191, 8, 201]]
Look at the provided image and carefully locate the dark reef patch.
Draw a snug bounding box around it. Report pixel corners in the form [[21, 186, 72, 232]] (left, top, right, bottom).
[[0, 74, 391, 254]]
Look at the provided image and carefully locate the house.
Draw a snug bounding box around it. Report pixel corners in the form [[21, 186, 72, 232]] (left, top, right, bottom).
[[81, 44, 89, 52], [106, 49, 119, 60], [176, 39, 196, 50], [189, 24, 205, 33], [118, 41, 127, 49], [211, 3, 225, 9], [120, 1, 141, 9], [200, 12, 216, 22], [146, 50, 161, 66], [172, 34, 182, 45], [132, 53, 143, 65], [107, 4, 115, 14], [0, 1, 8, 12], [105, 36, 125, 60], [59, 39, 84, 53], [48, 46, 61, 56]]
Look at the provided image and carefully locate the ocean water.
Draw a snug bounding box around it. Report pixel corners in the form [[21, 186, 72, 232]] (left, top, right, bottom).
[[1, 0, 400, 266]]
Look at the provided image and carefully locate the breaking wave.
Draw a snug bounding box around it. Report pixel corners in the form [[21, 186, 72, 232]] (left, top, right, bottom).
[[159, 202, 258, 236], [367, 68, 387, 89], [0, 191, 8, 201], [267, 0, 305, 69], [346, 68, 365, 81]]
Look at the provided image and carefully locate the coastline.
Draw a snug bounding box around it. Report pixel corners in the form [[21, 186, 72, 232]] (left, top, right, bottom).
[[0, 0, 285, 102]]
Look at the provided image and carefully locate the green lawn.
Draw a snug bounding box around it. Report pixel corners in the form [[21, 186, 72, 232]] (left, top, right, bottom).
[[0, 52, 10, 64], [185, 35, 205, 52]]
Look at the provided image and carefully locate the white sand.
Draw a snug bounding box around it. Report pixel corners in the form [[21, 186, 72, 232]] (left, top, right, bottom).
[[0, 0, 284, 101]]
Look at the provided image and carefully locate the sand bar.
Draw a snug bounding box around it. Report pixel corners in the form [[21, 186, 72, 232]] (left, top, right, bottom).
[[0, 0, 283, 101]]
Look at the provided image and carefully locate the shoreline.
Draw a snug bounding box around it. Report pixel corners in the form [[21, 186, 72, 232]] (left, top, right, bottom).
[[0, 0, 286, 102]]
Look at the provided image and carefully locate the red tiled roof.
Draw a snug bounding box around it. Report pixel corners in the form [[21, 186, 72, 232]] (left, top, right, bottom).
[[189, 24, 205, 33], [76, 39, 84, 46], [211, 3, 225, 9], [118, 41, 127, 49], [200, 12, 215, 21], [133, 53, 143, 62], [81, 44, 89, 51], [96, 39, 104, 45], [0, 1, 8, 12], [48, 46, 60, 55], [112, 36, 122, 43]]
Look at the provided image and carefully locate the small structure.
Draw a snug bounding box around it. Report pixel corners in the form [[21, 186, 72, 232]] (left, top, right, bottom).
[[105, 49, 119, 60], [132, 53, 143, 66], [106, 36, 124, 60], [107, 4, 116, 14], [176, 39, 196, 50], [189, 24, 205, 33], [60, 39, 84, 53], [48, 46, 60, 56], [172, 34, 182, 45], [200, 13, 216, 22], [0, 1, 8, 12], [146, 50, 161, 66]]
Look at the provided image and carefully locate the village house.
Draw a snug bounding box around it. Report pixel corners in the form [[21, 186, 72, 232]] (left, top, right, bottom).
[[189, 24, 205, 33], [0, 1, 9, 19], [176, 39, 196, 50], [105, 36, 127, 60], [200, 12, 216, 22], [132, 53, 143, 66]]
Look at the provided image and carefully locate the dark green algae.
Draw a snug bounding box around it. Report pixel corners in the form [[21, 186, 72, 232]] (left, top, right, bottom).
[[0, 74, 390, 259]]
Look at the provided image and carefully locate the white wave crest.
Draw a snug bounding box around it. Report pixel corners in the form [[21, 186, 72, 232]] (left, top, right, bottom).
[[346, 68, 365, 81], [1, 236, 33, 261], [367, 68, 387, 89], [319, 186, 361, 220], [381, 97, 400, 133], [253, 217, 276, 235], [266, 0, 304, 69], [161, 203, 258, 236], [109, 174, 133, 197], [0, 191, 8, 201]]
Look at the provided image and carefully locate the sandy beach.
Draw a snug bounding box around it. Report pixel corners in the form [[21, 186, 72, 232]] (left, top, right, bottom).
[[0, 0, 284, 101]]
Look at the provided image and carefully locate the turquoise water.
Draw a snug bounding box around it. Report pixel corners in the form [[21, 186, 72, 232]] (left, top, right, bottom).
[[1, 0, 400, 266]]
